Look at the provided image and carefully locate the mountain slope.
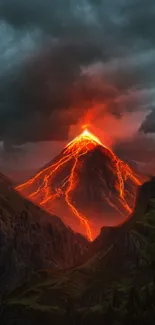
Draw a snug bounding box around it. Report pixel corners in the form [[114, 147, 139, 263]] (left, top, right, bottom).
[[2, 177, 155, 325], [0, 173, 89, 295], [16, 129, 141, 240]]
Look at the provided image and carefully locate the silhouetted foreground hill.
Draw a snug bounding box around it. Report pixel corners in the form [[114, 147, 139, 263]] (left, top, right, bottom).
[[1, 177, 155, 325], [0, 173, 89, 295]]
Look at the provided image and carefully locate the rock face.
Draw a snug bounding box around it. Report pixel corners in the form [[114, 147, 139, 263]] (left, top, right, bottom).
[[1, 178, 155, 325], [0, 173, 89, 294], [16, 131, 140, 239]]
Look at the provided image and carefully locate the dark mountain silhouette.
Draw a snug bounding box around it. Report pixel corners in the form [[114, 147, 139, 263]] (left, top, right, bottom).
[[0, 173, 89, 295], [1, 177, 155, 325], [16, 130, 141, 240]]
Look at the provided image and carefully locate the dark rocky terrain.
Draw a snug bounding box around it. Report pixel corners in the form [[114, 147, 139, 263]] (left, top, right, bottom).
[[0, 173, 89, 295], [1, 177, 155, 324], [17, 138, 140, 239]]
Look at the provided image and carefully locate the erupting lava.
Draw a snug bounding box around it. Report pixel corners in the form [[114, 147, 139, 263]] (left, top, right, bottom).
[[16, 129, 141, 241]]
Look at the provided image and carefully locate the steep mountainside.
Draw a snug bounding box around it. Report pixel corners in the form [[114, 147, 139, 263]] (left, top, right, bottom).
[[0, 173, 89, 295], [1, 178, 155, 325], [16, 129, 141, 240]]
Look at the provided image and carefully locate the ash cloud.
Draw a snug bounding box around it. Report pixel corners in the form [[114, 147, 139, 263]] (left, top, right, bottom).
[[114, 134, 155, 177], [0, 0, 155, 147], [139, 110, 155, 134]]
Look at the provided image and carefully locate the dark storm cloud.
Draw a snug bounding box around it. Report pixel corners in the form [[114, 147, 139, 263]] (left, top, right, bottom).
[[0, 0, 155, 146], [114, 134, 155, 177], [114, 134, 155, 163], [122, 1, 155, 43], [0, 39, 105, 144], [139, 110, 155, 134]]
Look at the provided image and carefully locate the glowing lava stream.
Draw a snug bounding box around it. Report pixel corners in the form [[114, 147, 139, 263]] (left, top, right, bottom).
[[16, 129, 141, 241]]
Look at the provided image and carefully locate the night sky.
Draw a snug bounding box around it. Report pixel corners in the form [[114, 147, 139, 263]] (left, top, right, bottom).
[[0, 0, 155, 182]]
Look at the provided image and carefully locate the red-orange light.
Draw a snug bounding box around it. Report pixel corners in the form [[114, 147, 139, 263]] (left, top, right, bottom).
[[16, 129, 141, 241]]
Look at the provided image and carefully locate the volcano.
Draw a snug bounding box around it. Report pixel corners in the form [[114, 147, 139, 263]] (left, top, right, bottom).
[[16, 129, 141, 240]]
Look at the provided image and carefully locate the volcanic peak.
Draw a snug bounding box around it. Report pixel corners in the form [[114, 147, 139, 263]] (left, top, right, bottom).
[[15, 129, 141, 242], [65, 129, 103, 155]]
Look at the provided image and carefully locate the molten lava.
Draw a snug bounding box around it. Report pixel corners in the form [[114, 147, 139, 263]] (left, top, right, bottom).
[[16, 129, 141, 241]]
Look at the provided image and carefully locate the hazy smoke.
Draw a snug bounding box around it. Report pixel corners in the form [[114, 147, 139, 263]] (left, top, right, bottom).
[[139, 110, 155, 134], [0, 0, 155, 149]]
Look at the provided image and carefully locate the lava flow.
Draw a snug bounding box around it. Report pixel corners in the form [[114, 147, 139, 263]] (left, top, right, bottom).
[[16, 129, 141, 241]]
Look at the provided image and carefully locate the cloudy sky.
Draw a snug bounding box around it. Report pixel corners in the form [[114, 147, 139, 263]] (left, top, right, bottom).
[[0, 0, 155, 182]]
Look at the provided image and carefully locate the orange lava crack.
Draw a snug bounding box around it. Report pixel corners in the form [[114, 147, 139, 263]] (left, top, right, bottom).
[[16, 129, 141, 241]]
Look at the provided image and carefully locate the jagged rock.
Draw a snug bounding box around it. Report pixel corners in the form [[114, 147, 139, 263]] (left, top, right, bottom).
[[1, 177, 155, 325], [0, 173, 89, 294]]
